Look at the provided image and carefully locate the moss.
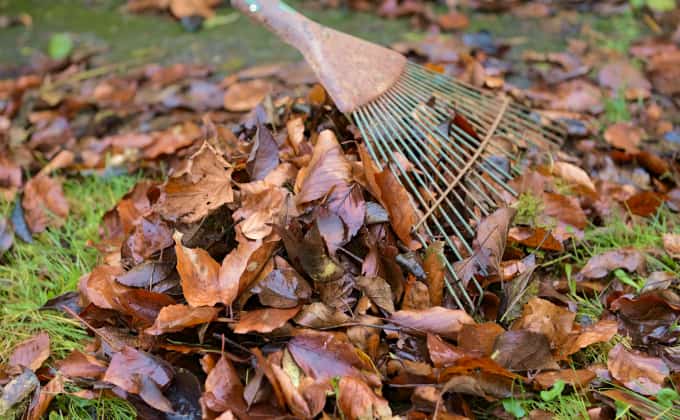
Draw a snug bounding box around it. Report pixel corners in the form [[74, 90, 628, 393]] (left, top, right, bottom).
[[513, 192, 544, 226]]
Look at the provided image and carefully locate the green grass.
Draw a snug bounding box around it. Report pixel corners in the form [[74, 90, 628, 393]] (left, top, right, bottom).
[[0, 173, 139, 419]]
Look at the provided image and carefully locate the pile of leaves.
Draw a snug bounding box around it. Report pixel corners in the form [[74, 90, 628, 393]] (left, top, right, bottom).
[[2, 1, 680, 419]]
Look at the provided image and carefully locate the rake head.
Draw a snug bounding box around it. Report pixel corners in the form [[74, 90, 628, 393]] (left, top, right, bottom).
[[351, 62, 565, 311]]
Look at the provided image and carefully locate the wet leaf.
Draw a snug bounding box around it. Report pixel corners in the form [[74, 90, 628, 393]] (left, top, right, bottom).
[[157, 142, 234, 224], [389, 307, 475, 339], [9, 332, 50, 371], [337, 376, 393, 420], [356, 276, 395, 314], [561, 319, 618, 357], [423, 242, 446, 306], [607, 343, 669, 395], [56, 350, 107, 379], [250, 256, 313, 308], [293, 302, 351, 328], [103, 346, 174, 394], [625, 191, 665, 217], [458, 322, 505, 357], [508, 227, 564, 252], [174, 232, 225, 307], [427, 334, 466, 368], [145, 304, 220, 335], [232, 306, 300, 334], [534, 369, 596, 389], [201, 354, 246, 414], [492, 331, 558, 371], [27, 374, 64, 420], [22, 175, 69, 233], [577, 248, 645, 280], [374, 167, 420, 250], [511, 297, 575, 351]]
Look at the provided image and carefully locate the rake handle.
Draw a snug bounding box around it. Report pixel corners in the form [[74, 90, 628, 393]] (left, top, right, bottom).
[[231, 0, 319, 51]]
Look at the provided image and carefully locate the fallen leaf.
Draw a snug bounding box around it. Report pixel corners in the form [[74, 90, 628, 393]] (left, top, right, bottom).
[[577, 248, 645, 280], [56, 350, 107, 379], [223, 79, 271, 112], [375, 167, 421, 250], [664, 233, 680, 259], [157, 142, 234, 224], [103, 346, 173, 394], [458, 322, 505, 357], [508, 227, 564, 252], [9, 332, 50, 371], [511, 297, 575, 351], [625, 191, 665, 217], [22, 175, 69, 233], [427, 334, 466, 368], [551, 161, 596, 193], [607, 343, 669, 395], [492, 331, 558, 371], [542, 193, 587, 230], [232, 307, 300, 334], [437, 10, 469, 31], [356, 276, 395, 314], [337, 376, 393, 420], [294, 302, 351, 328], [296, 129, 352, 205], [27, 374, 64, 420], [604, 123, 643, 154], [218, 237, 271, 302], [561, 320, 618, 357], [389, 307, 475, 339], [534, 369, 595, 389], [146, 304, 220, 335], [248, 123, 280, 181], [174, 232, 225, 307], [250, 256, 313, 308], [201, 354, 246, 414], [423, 242, 446, 306], [0, 216, 13, 257], [598, 61, 651, 98]]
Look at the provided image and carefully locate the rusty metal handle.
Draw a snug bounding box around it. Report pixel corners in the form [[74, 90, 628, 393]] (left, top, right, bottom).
[[231, 0, 319, 50]]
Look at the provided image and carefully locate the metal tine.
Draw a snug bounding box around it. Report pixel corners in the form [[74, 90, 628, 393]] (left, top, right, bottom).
[[353, 108, 479, 310], [397, 75, 523, 174], [401, 74, 540, 168], [364, 93, 478, 244], [389, 80, 517, 202], [354, 103, 474, 257], [408, 63, 566, 140], [381, 86, 503, 215], [409, 64, 565, 146]]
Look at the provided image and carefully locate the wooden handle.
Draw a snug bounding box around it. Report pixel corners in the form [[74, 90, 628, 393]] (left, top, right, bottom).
[[231, 0, 318, 49]]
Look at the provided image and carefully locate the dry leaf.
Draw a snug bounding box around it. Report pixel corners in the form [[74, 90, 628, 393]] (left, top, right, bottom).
[[232, 307, 300, 334], [146, 304, 220, 335], [607, 343, 669, 395], [9, 332, 50, 372], [22, 175, 69, 233], [389, 307, 475, 339], [223, 79, 272, 112]]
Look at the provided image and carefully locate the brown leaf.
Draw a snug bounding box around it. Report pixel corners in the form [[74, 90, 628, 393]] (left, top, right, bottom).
[[625, 191, 665, 217], [115, 289, 177, 328], [22, 175, 69, 233], [607, 343, 669, 395], [232, 307, 300, 334], [437, 10, 469, 30], [146, 304, 220, 335], [337, 376, 393, 420], [374, 167, 420, 250], [223, 79, 271, 112], [233, 182, 288, 240], [103, 346, 173, 394], [600, 389, 670, 419], [201, 354, 246, 414], [356, 276, 395, 314], [560, 320, 618, 357], [577, 248, 645, 280], [542, 193, 587, 230], [277, 223, 344, 286], [511, 297, 575, 351], [9, 332, 50, 371], [604, 123, 643, 154], [56, 350, 107, 379], [534, 369, 595, 389], [248, 123, 280, 181], [136, 374, 174, 413], [294, 302, 351, 328], [389, 307, 475, 339], [250, 256, 312, 308], [427, 334, 466, 368], [269, 363, 313, 418], [218, 237, 270, 303], [458, 322, 505, 357], [423, 242, 446, 306], [598, 61, 651, 98], [492, 331, 558, 371], [664, 233, 680, 259], [551, 161, 596, 193], [27, 374, 64, 420], [0, 216, 14, 257], [174, 232, 224, 307], [508, 226, 564, 252], [157, 142, 234, 224], [296, 130, 352, 205], [122, 213, 174, 265], [288, 332, 378, 385]]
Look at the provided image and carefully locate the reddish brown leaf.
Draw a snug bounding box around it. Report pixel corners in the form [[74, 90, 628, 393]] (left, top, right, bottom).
[[508, 227, 564, 252], [174, 232, 224, 307], [493, 331, 558, 371], [389, 307, 475, 339], [427, 334, 466, 368], [437, 10, 469, 31], [561, 320, 618, 357], [201, 355, 246, 414], [577, 248, 645, 280], [423, 242, 446, 306], [22, 175, 69, 233], [248, 123, 280, 181], [269, 363, 314, 418], [337, 376, 393, 420], [9, 332, 50, 371], [607, 343, 669, 395], [374, 167, 420, 250], [293, 302, 351, 329], [157, 142, 234, 224], [664, 233, 680, 259], [458, 322, 505, 357], [217, 237, 270, 304], [625, 191, 665, 217], [103, 346, 173, 394], [233, 182, 288, 241], [287, 332, 378, 385], [78, 264, 131, 310], [542, 193, 587, 230], [534, 369, 596, 389], [511, 297, 575, 351], [598, 61, 651, 98], [251, 256, 312, 309], [604, 122, 643, 154], [356, 276, 395, 314], [146, 304, 220, 335], [115, 289, 176, 328], [27, 374, 64, 420], [56, 350, 107, 379], [296, 129, 352, 205], [232, 307, 300, 334], [551, 161, 596, 193], [223, 79, 271, 112]]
